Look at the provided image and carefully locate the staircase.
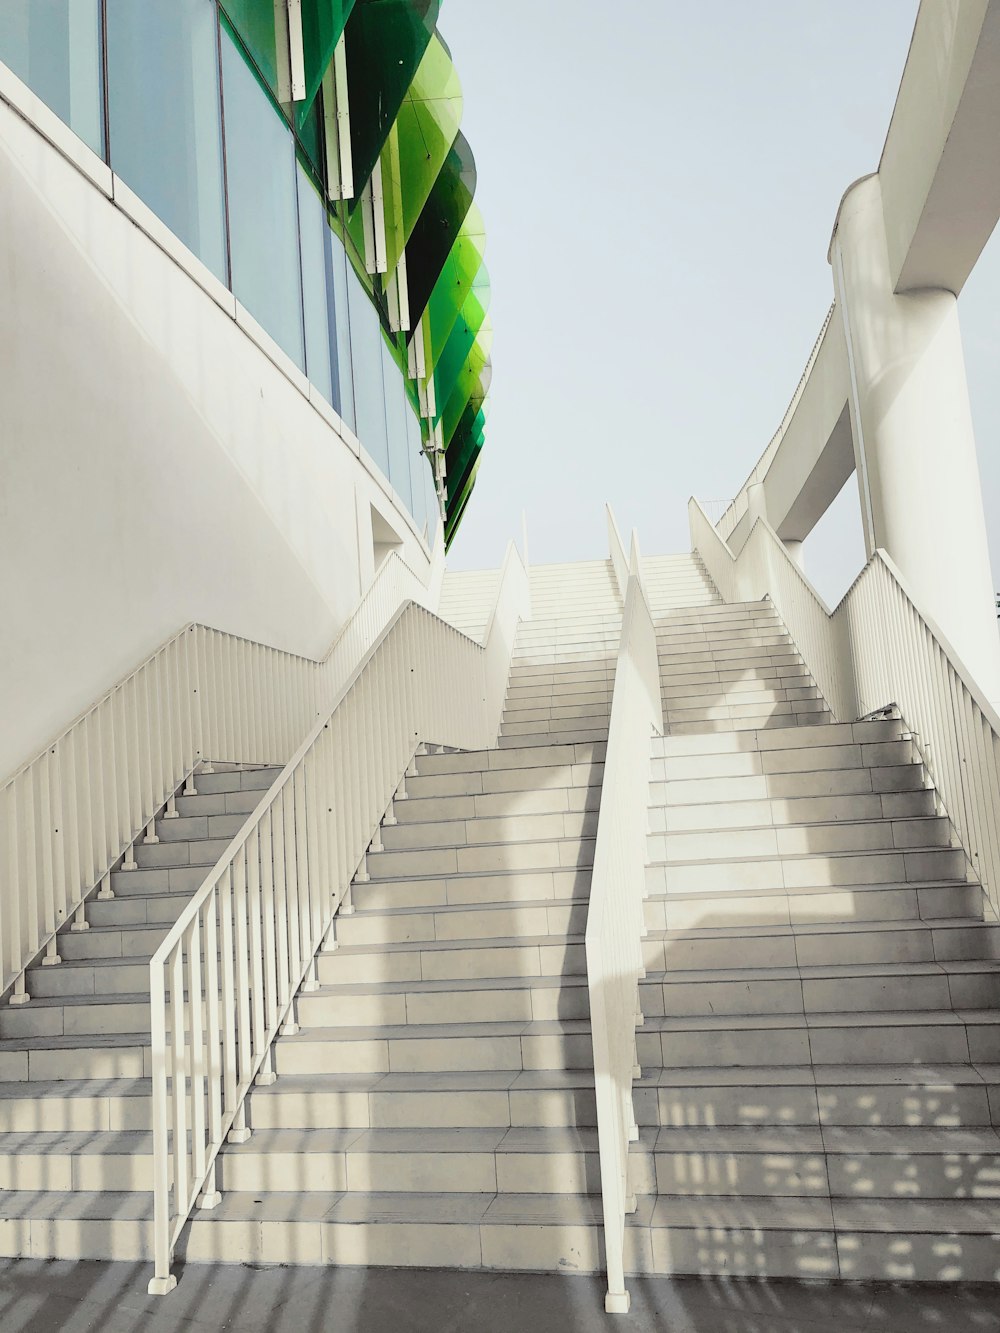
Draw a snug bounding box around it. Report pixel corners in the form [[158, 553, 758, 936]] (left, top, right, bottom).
[[0, 763, 281, 1258], [626, 598, 1000, 1282], [173, 558, 624, 1269]]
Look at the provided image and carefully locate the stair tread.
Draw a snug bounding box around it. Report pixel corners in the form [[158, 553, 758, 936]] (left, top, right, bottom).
[[647, 842, 959, 869], [644, 959, 1000, 985], [636, 1062, 1000, 1088], [645, 908, 985, 936], [224, 1125, 601, 1155], [641, 1125, 1000, 1152], [285, 1018, 592, 1042], [250, 1069, 596, 1095], [348, 896, 589, 919], [643, 1008, 1000, 1032], [333, 931, 586, 956], [309, 974, 588, 996]]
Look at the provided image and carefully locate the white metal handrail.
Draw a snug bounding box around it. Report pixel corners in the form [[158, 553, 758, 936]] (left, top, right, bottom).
[[148, 543, 530, 1294], [586, 535, 664, 1315], [690, 495, 1000, 923], [0, 548, 435, 1007]]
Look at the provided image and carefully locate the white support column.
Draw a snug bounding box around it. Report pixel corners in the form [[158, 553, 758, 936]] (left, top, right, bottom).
[[783, 539, 806, 573], [832, 173, 1000, 699]]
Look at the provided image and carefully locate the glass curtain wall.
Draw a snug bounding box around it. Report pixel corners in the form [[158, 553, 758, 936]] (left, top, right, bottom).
[[0, 0, 437, 544], [0, 0, 104, 155], [106, 0, 228, 284]]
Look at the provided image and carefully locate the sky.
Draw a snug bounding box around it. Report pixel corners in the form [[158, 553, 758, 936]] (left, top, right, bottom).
[[439, 0, 1000, 611]]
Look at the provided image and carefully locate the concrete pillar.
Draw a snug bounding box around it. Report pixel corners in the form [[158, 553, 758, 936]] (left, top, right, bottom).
[[783, 539, 806, 574], [831, 174, 1000, 699]]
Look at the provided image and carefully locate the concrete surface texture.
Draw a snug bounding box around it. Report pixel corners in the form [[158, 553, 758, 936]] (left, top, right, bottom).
[[1, 1259, 999, 1332]]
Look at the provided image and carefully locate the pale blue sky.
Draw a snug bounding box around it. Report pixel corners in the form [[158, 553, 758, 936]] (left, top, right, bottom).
[[441, 1, 1000, 610]]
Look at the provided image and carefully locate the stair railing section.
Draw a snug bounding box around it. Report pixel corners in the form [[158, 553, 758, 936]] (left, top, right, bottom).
[[586, 535, 664, 1315], [0, 551, 431, 1008], [843, 553, 1000, 924], [690, 494, 1000, 924], [688, 498, 853, 718], [147, 550, 530, 1295]]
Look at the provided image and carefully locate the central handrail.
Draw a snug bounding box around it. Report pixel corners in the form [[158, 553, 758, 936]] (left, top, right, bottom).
[[586, 534, 663, 1314], [147, 541, 530, 1293]]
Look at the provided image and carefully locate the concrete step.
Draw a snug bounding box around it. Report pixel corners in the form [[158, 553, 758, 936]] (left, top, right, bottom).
[[645, 843, 969, 895], [335, 898, 590, 948], [633, 1062, 1000, 1129], [639, 958, 1000, 1018], [217, 1125, 603, 1196], [180, 1188, 608, 1271], [364, 835, 595, 881], [626, 1122, 1000, 1199], [188, 766, 283, 795], [650, 766, 930, 810], [648, 813, 954, 863], [624, 1193, 1000, 1280], [352, 865, 591, 911], [272, 1019, 595, 1077], [643, 918, 1000, 973], [295, 975, 590, 1029], [246, 1070, 598, 1131], [318, 933, 587, 986], [642, 879, 981, 933], [649, 786, 937, 832], [379, 810, 599, 852], [665, 712, 833, 735], [0, 1078, 151, 1132], [497, 729, 608, 749], [393, 785, 601, 826], [636, 1009, 1000, 1069], [405, 758, 604, 800]]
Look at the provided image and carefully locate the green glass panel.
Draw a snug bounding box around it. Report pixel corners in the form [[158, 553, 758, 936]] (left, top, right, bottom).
[[0, 1, 104, 156], [438, 321, 492, 449], [422, 204, 485, 374], [405, 130, 475, 329], [107, 0, 227, 282], [220, 0, 279, 93], [298, 0, 356, 125], [445, 453, 480, 546], [430, 265, 489, 421], [395, 35, 462, 243], [345, 0, 439, 206]]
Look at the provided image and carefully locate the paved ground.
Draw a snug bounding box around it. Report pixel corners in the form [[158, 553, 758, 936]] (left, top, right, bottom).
[[1, 1261, 999, 1332]]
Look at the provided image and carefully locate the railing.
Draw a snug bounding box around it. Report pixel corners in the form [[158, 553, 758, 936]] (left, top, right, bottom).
[[714, 302, 837, 544], [148, 544, 530, 1294], [586, 535, 664, 1315], [689, 496, 1000, 925], [689, 498, 852, 718], [606, 504, 630, 600], [0, 548, 435, 1007]]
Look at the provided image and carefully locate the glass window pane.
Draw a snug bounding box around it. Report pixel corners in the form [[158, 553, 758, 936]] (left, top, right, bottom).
[[425, 459, 440, 541], [345, 263, 389, 479], [0, 1, 104, 156], [107, 0, 227, 282], [328, 232, 356, 434], [297, 165, 336, 408], [222, 28, 305, 369], [382, 341, 413, 515], [219, 0, 278, 95], [406, 403, 426, 538]]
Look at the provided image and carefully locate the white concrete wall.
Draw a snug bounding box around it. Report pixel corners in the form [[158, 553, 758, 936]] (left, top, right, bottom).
[[0, 82, 434, 779]]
